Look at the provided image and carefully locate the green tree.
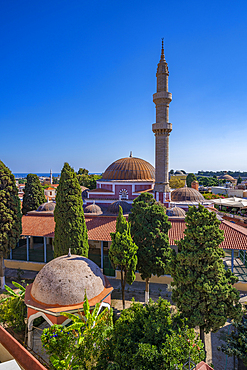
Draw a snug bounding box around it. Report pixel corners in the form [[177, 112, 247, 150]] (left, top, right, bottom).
[[54, 163, 89, 257], [0, 161, 22, 288], [109, 206, 138, 309], [129, 193, 172, 303], [22, 174, 46, 215], [169, 177, 185, 189], [97, 299, 204, 370], [0, 282, 26, 332], [237, 175, 242, 185], [170, 204, 242, 344], [41, 293, 113, 370], [218, 314, 247, 366], [186, 173, 197, 187]]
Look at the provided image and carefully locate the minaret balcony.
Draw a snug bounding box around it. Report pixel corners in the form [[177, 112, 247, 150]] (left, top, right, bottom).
[[153, 91, 172, 104], [152, 122, 172, 133]]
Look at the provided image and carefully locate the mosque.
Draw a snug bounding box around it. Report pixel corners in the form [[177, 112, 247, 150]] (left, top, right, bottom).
[[85, 41, 211, 214]]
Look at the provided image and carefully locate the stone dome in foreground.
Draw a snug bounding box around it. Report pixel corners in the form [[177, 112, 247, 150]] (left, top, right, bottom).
[[31, 254, 105, 306], [84, 203, 103, 215], [37, 202, 56, 212], [102, 156, 155, 181], [107, 200, 132, 215], [171, 187, 205, 202], [166, 206, 186, 218]]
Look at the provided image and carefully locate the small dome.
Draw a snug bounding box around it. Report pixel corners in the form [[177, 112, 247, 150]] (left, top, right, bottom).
[[218, 174, 235, 182], [37, 202, 56, 212], [102, 156, 155, 181], [107, 200, 132, 215], [31, 254, 105, 306], [174, 170, 184, 175], [84, 203, 103, 215], [171, 187, 205, 202], [166, 206, 186, 218]]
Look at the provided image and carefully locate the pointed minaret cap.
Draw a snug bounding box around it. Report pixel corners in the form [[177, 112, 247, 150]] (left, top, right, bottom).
[[130, 151, 133, 157], [160, 38, 166, 62]]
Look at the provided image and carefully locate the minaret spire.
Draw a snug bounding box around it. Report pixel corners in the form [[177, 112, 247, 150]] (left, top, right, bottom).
[[152, 41, 172, 205], [160, 38, 165, 61]]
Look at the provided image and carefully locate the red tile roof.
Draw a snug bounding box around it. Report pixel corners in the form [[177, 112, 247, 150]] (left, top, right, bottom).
[[196, 362, 214, 370], [21, 215, 247, 249], [89, 188, 114, 193]]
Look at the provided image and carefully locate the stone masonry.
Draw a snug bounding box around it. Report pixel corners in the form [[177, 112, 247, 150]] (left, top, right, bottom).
[[152, 40, 172, 196]]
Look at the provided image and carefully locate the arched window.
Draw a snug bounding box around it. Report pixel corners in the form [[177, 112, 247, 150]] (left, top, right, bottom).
[[119, 189, 128, 200]]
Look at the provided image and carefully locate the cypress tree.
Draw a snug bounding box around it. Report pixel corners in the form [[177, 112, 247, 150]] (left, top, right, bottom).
[[109, 206, 138, 309], [129, 193, 172, 303], [0, 161, 22, 287], [54, 163, 89, 257], [22, 174, 46, 215], [170, 204, 242, 344]]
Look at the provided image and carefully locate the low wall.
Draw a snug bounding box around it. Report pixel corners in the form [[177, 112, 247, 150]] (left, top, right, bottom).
[[4, 260, 45, 272], [116, 271, 247, 291], [115, 271, 173, 285]]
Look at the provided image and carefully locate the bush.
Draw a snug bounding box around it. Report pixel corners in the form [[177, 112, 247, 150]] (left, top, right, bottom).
[[97, 298, 204, 370], [0, 282, 27, 332]]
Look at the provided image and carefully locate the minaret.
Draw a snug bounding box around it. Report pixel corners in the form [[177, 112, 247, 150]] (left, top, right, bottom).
[[50, 169, 52, 185], [152, 39, 172, 205]]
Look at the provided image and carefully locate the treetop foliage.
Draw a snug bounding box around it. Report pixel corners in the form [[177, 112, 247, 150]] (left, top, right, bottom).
[[22, 173, 46, 215], [129, 193, 172, 280], [186, 173, 197, 187], [54, 162, 89, 257], [0, 161, 22, 256], [77, 168, 102, 190], [97, 298, 205, 370], [170, 204, 242, 333]]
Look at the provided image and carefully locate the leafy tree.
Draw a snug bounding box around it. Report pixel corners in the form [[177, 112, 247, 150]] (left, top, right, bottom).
[[218, 314, 247, 366], [186, 173, 197, 187], [54, 163, 89, 257], [52, 176, 60, 184], [22, 174, 46, 215], [109, 206, 138, 309], [77, 172, 102, 190], [41, 293, 113, 370], [0, 282, 26, 332], [170, 204, 242, 344], [77, 168, 89, 175], [170, 169, 174, 175], [129, 193, 172, 303], [0, 161, 22, 288], [97, 299, 205, 370], [237, 175, 242, 185], [169, 177, 185, 189]]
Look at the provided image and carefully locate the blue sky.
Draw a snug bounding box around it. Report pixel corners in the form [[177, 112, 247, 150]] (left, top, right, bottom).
[[1, 0, 247, 174]]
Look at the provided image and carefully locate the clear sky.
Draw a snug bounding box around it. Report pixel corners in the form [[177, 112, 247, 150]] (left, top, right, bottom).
[[1, 0, 247, 174]]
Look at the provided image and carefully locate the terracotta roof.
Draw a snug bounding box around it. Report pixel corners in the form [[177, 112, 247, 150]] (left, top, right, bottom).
[[196, 362, 214, 370], [22, 215, 55, 237], [21, 215, 247, 249], [89, 188, 114, 193], [45, 187, 54, 191], [0, 325, 47, 370], [135, 188, 154, 194]]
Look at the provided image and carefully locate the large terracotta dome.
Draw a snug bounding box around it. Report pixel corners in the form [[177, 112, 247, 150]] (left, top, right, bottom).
[[102, 156, 155, 181], [31, 255, 105, 306], [171, 187, 205, 202]]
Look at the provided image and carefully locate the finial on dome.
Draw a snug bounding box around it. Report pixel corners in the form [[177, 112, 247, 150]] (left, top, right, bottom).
[[130, 151, 132, 157], [119, 195, 122, 201], [68, 248, 71, 257], [93, 200, 95, 205]]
